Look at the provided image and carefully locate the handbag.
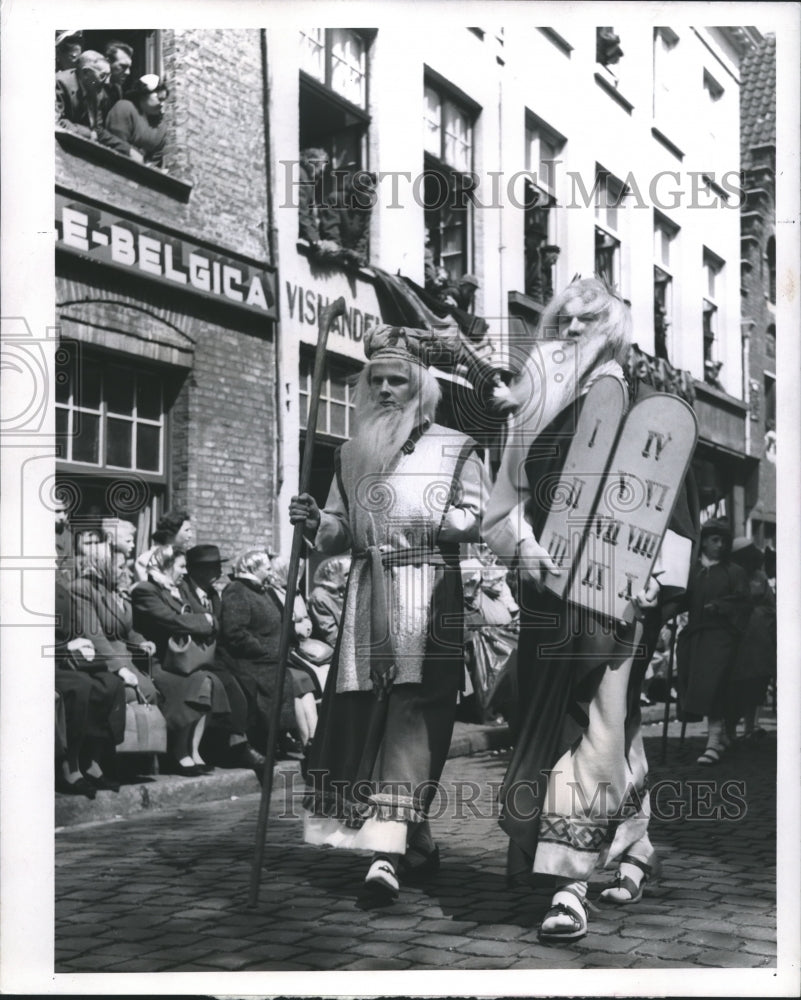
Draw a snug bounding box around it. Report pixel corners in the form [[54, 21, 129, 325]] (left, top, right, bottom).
[[164, 634, 217, 675], [117, 687, 168, 754]]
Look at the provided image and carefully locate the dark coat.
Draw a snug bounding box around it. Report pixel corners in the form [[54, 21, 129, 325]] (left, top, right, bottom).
[[54, 582, 126, 744], [131, 581, 214, 663], [676, 559, 750, 718], [70, 570, 147, 671], [219, 578, 294, 740], [55, 69, 129, 153], [131, 580, 229, 731], [105, 99, 167, 164]]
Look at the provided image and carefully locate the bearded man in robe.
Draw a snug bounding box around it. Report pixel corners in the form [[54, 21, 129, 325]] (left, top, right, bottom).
[[290, 325, 489, 898]]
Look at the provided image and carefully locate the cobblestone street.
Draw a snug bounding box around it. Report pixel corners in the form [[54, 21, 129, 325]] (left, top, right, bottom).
[[55, 724, 779, 976]]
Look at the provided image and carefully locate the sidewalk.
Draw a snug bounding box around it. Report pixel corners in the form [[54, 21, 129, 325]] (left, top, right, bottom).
[[55, 717, 519, 829], [55, 715, 778, 974]]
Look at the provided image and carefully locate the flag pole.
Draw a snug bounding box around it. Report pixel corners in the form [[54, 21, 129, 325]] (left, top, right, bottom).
[[248, 295, 347, 907]]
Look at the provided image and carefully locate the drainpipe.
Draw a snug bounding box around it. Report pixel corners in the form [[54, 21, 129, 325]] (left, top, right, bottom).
[[261, 30, 284, 547], [741, 318, 754, 456]]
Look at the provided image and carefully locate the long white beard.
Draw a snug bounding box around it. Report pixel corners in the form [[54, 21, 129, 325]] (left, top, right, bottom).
[[350, 398, 420, 481], [509, 335, 623, 443]]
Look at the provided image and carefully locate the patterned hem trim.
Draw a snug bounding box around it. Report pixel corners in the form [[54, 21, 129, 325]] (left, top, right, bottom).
[[538, 813, 609, 852], [302, 789, 427, 828]]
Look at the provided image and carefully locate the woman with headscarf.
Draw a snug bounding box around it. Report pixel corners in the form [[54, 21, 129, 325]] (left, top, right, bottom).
[[676, 518, 751, 763], [267, 554, 319, 751], [105, 73, 169, 166], [218, 550, 296, 755], [71, 542, 160, 710], [131, 545, 230, 775]]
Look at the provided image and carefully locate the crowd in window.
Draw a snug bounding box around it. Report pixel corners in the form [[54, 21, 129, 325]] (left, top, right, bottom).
[[55, 29, 169, 170]]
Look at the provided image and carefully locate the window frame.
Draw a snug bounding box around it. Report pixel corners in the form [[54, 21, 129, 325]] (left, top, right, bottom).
[[594, 168, 626, 289], [702, 248, 725, 365], [422, 72, 479, 284], [55, 343, 168, 479], [298, 350, 360, 444]]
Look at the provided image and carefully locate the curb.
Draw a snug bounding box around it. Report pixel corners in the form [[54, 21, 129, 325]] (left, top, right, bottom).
[[55, 711, 678, 830], [55, 721, 514, 830]]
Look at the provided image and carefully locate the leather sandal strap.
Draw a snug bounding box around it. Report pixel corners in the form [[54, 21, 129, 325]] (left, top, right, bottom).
[[620, 855, 652, 877], [557, 885, 589, 911], [611, 873, 642, 899], [543, 902, 585, 931]]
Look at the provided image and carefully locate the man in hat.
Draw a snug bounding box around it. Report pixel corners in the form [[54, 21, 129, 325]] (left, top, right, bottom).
[[483, 277, 698, 941], [290, 326, 489, 898], [676, 518, 750, 763], [55, 50, 129, 153], [180, 544, 266, 778]]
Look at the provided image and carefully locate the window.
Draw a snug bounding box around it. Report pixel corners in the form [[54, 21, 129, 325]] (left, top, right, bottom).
[[764, 373, 776, 428], [79, 29, 163, 81], [652, 27, 680, 125], [524, 115, 564, 304], [702, 69, 724, 150], [653, 213, 678, 360], [766, 323, 775, 360], [702, 249, 725, 382], [298, 30, 374, 262], [423, 78, 478, 284], [301, 29, 367, 109], [594, 168, 625, 289], [56, 343, 165, 474], [596, 27, 623, 68], [299, 29, 371, 168], [299, 352, 358, 440], [766, 236, 776, 304]]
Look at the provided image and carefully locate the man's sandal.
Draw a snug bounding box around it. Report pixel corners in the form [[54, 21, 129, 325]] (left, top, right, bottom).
[[538, 887, 588, 942], [364, 858, 400, 899], [598, 855, 653, 905]]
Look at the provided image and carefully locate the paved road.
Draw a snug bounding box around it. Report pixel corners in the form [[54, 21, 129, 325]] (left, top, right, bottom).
[[56, 724, 777, 973]]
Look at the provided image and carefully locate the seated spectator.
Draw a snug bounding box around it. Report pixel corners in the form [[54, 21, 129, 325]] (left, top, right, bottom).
[[101, 516, 137, 590], [134, 509, 194, 582], [180, 544, 266, 778], [268, 555, 318, 751], [103, 40, 133, 106], [56, 30, 83, 71], [56, 50, 129, 154], [219, 550, 297, 757], [106, 74, 169, 167], [55, 494, 75, 585], [308, 555, 350, 648], [55, 580, 127, 796], [132, 545, 231, 775], [70, 543, 160, 709]]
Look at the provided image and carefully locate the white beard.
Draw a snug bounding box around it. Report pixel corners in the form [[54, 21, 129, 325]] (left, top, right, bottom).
[[349, 398, 420, 482]]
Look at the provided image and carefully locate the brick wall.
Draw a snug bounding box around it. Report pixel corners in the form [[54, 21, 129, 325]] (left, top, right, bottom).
[[55, 28, 278, 552], [170, 322, 276, 559]]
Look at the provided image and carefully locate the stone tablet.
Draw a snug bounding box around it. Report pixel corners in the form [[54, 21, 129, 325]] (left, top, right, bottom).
[[567, 392, 698, 622], [538, 376, 627, 601]]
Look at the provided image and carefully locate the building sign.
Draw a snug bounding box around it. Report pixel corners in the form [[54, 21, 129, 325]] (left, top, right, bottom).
[[284, 255, 383, 362], [55, 193, 277, 320]]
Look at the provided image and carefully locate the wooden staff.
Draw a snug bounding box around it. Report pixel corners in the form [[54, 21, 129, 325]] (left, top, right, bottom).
[[660, 617, 678, 763], [248, 295, 347, 907]]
